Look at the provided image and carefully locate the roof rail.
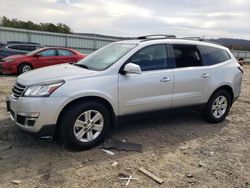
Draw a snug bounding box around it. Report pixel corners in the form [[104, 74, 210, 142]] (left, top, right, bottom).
[[137, 34, 176, 40], [181, 37, 205, 41], [7, 41, 41, 45]]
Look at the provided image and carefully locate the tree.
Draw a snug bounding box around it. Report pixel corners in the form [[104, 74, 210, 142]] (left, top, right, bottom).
[[1, 16, 12, 27], [0, 16, 72, 34]]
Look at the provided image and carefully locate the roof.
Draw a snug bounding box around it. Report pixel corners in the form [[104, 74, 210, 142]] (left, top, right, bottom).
[[38, 47, 76, 50], [32, 47, 83, 54], [115, 36, 228, 51]]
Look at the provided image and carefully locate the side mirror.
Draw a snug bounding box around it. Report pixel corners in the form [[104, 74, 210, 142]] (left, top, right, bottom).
[[123, 63, 142, 74], [34, 54, 41, 58]]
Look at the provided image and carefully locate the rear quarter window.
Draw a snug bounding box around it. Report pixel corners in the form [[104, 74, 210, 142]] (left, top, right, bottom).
[[199, 46, 231, 66]]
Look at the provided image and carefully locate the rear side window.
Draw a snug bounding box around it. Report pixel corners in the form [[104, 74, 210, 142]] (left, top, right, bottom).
[[172, 44, 202, 68], [129, 44, 168, 71], [7, 45, 35, 51], [8, 45, 25, 51], [58, 49, 73, 56], [21, 45, 36, 51], [199, 46, 231, 66]]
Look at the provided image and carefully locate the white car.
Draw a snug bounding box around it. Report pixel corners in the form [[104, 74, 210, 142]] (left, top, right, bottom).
[[6, 36, 243, 150]]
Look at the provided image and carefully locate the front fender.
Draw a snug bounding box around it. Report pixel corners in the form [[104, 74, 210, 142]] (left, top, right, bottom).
[[69, 90, 118, 115]]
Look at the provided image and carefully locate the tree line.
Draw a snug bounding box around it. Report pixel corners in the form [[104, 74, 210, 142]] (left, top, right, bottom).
[[0, 16, 72, 34]]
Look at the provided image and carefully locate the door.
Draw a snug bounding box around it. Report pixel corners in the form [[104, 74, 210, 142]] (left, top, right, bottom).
[[33, 49, 58, 68], [170, 44, 212, 107], [118, 44, 174, 115]]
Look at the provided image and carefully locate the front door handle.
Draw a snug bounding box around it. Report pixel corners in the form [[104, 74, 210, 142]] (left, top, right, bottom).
[[201, 73, 211, 78], [160, 77, 171, 82]]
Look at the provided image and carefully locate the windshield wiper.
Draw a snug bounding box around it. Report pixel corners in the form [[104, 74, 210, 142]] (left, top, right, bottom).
[[72, 64, 89, 69]]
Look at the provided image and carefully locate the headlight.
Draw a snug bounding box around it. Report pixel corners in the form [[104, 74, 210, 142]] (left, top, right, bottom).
[[4, 59, 13, 62], [23, 80, 65, 97]]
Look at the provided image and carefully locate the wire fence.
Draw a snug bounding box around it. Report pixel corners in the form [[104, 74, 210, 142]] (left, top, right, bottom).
[[0, 26, 118, 54]]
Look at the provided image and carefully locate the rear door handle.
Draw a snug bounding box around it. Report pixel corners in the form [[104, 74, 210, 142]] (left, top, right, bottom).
[[160, 77, 171, 82], [201, 73, 211, 78]]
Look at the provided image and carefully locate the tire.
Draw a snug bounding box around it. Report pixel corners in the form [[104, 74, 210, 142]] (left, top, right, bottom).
[[18, 64, 32, 74], [202, 90, 232, 123], [59, 101, 111, 150]]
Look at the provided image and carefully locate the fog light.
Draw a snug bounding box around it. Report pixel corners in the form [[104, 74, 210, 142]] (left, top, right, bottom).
[[17, 112, 39, 118], [17, 112, 39, 127]]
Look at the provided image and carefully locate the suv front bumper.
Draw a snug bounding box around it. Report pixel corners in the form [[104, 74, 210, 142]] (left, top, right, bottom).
[[6, 96, 68, 137]]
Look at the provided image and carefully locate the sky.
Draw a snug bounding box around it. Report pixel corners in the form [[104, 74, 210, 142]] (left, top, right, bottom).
[[0, 0, 250, 39]]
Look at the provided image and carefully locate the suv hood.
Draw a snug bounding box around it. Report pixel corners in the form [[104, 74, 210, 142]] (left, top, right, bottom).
[[18, 64, 97, 85]]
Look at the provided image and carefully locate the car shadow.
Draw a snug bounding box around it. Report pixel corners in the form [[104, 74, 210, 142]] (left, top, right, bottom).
[[0, 74, 17, 77], [0, 112, 228, 184]]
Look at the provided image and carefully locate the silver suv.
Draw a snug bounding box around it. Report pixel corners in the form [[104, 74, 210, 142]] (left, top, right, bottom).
[[6, 36, 243, 149]]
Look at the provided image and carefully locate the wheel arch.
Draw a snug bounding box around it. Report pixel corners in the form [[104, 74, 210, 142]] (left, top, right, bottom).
[[210, 85, 234, 104], [56, 96, 117, 130], [17, 62, 33, 72]]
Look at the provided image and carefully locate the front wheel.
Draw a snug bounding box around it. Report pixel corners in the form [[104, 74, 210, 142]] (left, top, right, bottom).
[[59, 101, 111, 150], [18, 64, 32, 74], [202, 90, 232, 123]]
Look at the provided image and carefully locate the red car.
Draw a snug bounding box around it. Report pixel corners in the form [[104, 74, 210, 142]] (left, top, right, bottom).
[[0, 47, 86, 74]]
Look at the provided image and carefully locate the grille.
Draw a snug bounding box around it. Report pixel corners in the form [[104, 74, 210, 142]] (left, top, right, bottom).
[[11, 82, 26, 99], [17, 114, 25, 125]]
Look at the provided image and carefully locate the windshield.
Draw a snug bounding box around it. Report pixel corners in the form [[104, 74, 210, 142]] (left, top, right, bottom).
[[76, 43, 137, 70]]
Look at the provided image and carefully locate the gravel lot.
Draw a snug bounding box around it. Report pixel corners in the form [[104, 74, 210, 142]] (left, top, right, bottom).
[[0, 66, 249, 188]]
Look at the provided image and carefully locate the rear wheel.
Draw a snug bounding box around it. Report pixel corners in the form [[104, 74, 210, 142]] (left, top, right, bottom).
[[59, 101, 111, 150], [18, 64, 32, 74], [202, 90, 232, 123]]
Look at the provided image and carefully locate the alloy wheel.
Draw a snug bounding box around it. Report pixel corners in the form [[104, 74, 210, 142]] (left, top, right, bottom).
[[212, 96, 228, 118], [73, 110, 104, 143], [22, 65, 31, 72]]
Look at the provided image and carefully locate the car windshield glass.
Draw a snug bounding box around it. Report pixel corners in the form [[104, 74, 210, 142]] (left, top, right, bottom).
[[76, 43, 137, 70]]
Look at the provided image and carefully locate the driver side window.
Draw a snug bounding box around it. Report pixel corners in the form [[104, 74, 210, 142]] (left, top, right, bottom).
[[129, 44, 168, 71], [38, 49, 57, 57]]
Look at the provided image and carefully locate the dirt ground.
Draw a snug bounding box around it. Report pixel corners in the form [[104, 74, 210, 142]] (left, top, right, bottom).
[[0, 66, 249, 188]]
